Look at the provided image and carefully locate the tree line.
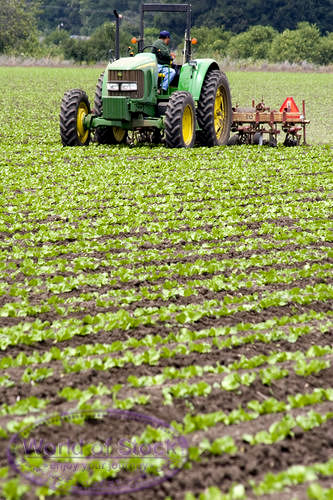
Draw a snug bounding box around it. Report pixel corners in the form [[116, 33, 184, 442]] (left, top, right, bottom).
[[0, 0, 332, 65], [37, 0, 333, 35]]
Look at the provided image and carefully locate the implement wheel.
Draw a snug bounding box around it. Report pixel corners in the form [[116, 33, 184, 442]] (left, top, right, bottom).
[[165, 91, 196, 148], [228, 134, 241, 145], [60, 89, 91, 146], [93, 72, 127, 145], [197, 70, 232, 146]]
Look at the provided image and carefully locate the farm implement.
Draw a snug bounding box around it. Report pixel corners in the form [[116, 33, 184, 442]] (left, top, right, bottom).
[[229, 97, 309, 147], [59, 3, 309, 149]]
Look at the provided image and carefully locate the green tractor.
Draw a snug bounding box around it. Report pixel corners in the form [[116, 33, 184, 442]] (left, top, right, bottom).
[[60, 3, 232, 148]]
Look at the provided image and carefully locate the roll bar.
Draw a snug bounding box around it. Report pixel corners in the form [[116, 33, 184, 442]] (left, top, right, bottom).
[[139, 3, 192, 63]]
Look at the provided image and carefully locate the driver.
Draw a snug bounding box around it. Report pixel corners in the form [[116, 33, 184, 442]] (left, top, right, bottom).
[[152, 31, 176, 92]]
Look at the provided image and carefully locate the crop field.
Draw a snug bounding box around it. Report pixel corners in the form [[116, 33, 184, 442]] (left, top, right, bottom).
[[0, 67, 332, 500]]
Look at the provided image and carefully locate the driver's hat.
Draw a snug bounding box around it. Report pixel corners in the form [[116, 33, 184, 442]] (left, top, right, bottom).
[[159, 30, 171, 39]]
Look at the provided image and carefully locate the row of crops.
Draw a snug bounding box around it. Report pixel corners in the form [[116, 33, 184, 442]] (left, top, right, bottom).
[[0, 67, 332, 499]]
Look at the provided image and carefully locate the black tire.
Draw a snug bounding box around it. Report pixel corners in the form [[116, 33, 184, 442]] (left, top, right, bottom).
[[284, 135, 298, 147], [60, 89, 91, 146], [269, 136, 278, 147], [197, 70, 232, 146], [165, 91, 196, 148], [93, 72, 127, 145], [227, 134, 241, 146], [253, 132, 263, 145]]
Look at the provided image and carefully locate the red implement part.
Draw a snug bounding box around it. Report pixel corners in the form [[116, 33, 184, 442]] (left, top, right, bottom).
[[280, 97, 300, 118]]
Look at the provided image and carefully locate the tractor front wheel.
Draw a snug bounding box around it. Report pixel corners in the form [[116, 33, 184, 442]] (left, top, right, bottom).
[[93, 72, 128, 145], [197, 70, 232, 146], [165, 91, 196, 148], [60, 89, 91, 146]]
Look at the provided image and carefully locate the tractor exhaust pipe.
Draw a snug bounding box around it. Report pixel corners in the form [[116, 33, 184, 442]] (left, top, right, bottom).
[[113, 10, 122, 60], [185, 3, 192, 63]]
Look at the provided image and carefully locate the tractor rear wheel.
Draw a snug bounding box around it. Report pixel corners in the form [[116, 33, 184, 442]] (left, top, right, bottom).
[[93, 72, 127, 145], [60, 89, 91, 146], [197, 70, 232, 146], [165, 91, 196, 148]]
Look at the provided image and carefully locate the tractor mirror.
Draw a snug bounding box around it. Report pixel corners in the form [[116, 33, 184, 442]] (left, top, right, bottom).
[[131, 37, 137, 44], [191, 38, 198, 45]]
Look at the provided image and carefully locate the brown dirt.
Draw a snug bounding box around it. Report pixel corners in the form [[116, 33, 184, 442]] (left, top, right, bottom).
[[0, 148, 332, 499]]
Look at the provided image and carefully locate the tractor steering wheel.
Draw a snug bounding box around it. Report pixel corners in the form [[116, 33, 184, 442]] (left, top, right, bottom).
[[142, 45, 154, 51]]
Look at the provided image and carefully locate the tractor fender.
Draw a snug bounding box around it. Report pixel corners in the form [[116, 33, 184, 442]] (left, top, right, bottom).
[[178, 59, 220, 101]]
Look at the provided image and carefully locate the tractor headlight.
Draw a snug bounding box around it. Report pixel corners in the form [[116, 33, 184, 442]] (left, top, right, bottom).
[[107, 83, 120, 91], [120, 82, 137, 91]]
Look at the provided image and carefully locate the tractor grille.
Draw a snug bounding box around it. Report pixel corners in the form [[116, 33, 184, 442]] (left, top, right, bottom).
[[108, 70, 144, 98]]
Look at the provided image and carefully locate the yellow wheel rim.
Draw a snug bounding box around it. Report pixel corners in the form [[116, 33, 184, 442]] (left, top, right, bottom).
[[113, 127, 126, 143], [182, 104, 194, 146], [77, 102, 89, 144], [214, 87, 225, 140]]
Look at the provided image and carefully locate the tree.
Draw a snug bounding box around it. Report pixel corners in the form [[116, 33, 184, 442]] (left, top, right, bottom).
[[78, 0, 112, 33], [195, 0, 333, 34], [37, 0, 333, 40], [227, 25, 277, 60], [269, 22, 321, 63], [59, 21, 132, 63], [191, 26, 232, 58], [315, 33, 333, 65], [0, 0, 39, 54], [39, 0, 81, 33], [86, 22, 115, 62]]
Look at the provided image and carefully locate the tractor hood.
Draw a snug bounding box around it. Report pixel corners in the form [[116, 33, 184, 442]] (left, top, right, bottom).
[[107, 53, 157, 71], [102, 52, 159, 118]]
